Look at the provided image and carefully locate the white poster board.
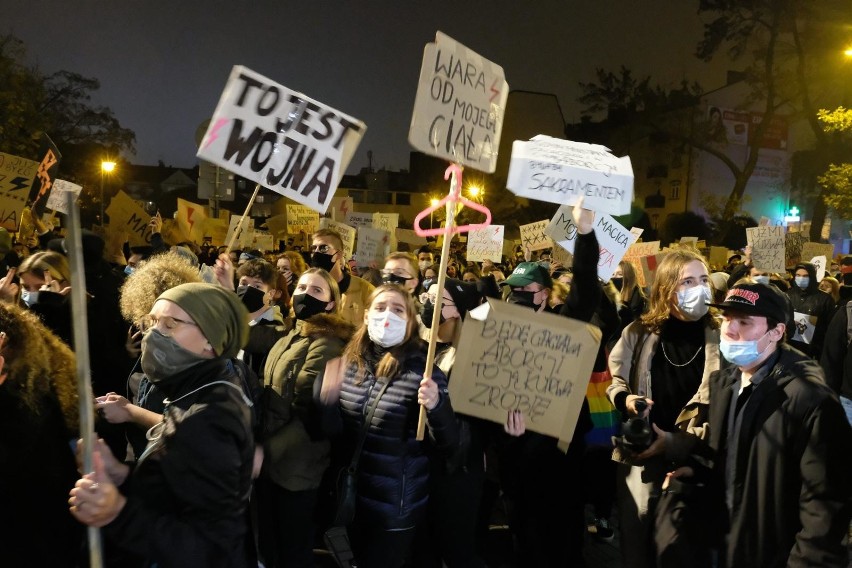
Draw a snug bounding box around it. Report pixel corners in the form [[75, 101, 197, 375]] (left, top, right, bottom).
[[519, 220, 553, 252], [345, 211, 373, 230], [226, 215, 255, 249], [792, 311, 816, 345], [408, 31, 509, 173], [810, 255, 827, 283], [506, 135, 633, 215], [319, 217, 356, 259], [355, 227, 390, 266], [46, 179, 83, 215], [197, 65, 366, 214], [745, 226, 786, 273], [466, 225, 504, 262]]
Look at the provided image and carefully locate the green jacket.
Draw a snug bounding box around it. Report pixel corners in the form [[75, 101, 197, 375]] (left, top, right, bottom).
[[262, 312, 354, 490]]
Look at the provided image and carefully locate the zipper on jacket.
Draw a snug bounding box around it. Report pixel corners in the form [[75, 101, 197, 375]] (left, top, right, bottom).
[[361, 376, 377, 418], [399, 467, 407, 515]]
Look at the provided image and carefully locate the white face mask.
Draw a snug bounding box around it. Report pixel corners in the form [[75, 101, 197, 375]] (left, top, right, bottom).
[[367, 310, 408, 348], [21, 290, 39, 307], [676, 284, 711, 321], [418, 260, 431, 272]]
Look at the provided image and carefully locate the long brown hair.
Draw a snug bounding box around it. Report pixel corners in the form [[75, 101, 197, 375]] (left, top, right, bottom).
[[342, 284, 421, 383], [618, 260, 645, 305], [639, 249, 718, 333]]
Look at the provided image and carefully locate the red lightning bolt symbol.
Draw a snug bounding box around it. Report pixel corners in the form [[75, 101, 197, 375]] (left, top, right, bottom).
[[202, 118, 230, 149], [490, 78, 501, 103], [187, 207, 196, 232]]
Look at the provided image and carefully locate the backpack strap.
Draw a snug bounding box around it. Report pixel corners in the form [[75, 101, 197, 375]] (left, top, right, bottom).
[[845, 300, 852, 346]]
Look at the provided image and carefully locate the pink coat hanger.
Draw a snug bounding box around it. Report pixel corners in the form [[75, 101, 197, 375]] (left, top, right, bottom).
[[413, 164, 492, 237]]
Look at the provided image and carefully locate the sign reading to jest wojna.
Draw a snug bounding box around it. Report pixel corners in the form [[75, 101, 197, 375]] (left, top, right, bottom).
[[506, 135, 633, 216], [197, 66, 366, 214], [409, 32, 509, 173]]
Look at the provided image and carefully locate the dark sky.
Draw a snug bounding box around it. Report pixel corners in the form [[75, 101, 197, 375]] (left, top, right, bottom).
[[6, 1, 729, 173]]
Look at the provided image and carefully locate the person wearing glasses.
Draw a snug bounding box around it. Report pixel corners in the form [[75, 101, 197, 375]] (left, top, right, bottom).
[[69, 283, 256, 568], [383, 252, 421, 298], [310, 229, 374, 328]]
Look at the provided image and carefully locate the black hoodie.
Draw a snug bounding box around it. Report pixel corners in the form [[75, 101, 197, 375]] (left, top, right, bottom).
[[786, 262, 836, 359]]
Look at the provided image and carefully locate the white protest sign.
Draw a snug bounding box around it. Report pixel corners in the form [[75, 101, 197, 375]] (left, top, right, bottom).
[[226, 215, 255, 249], [286, 203, 319, 234], [544, 205, 639, 280], [408, 31, 509, 173], [46, 179, 83, 215], [355, 227, 390, 266], [372, 212, 399, 233], [466, 225, 504, 262], [792, 311, 817, 345], [449, 299, 601, 441], [345, 211, 373, 229], [252, 232, 275, 252], [746, 226, 786, 273], [519, 220, 553, 252], [197, 65, 366, 214], [810, 255, 827, 283], [319, 217, 356, 259], [506, 135, 633, 216]]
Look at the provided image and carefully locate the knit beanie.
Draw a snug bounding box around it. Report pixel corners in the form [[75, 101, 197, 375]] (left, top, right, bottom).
[[157, 283, 249, 359]]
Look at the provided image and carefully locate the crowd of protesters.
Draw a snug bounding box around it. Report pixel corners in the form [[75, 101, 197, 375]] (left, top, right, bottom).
[[1, 202, 851, 568]]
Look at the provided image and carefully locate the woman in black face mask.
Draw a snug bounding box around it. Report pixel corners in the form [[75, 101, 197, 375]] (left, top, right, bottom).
[[257, 268, 355, 568]]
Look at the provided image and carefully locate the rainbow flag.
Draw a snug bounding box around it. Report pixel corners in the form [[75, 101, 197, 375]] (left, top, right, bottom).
[[584, 369, 621, 447]]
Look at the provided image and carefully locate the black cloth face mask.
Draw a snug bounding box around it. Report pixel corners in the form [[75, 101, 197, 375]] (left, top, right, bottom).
[[292, 293, 330, 321], [508, 290, 539, 310], [236, 285, 266, 313], [310, 252, 336, 272], [420, 298, 446, 329]]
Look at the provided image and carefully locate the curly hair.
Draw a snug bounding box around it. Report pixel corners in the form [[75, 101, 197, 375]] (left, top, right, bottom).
[[278, 251, 308, 278], [119, 250, 201, 324], [640, 249, 718, 333], [0, 302, 79, 434]]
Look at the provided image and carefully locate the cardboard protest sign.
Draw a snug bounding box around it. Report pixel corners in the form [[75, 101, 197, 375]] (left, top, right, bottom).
[[519, 220, 553, 252], [810, 255, 827, 282], [746, 226, 786, 273], [252, 232, 275, 252], [197, 65, 366, 214], [623, 241, 661, 288], [0, 152, 39, 230], [227, 215, 255, 250], [408, 31, 508, 173], [28, 134, 62, 216], [105, 190, 153, 247], [319, 217, 356, 259], [396, 228, 428, 247], [640, 253, 667, 288], [791, 311, 817, 345], [544, 205, 639, 281], [372, 212, 399, 233], [286, 204, 319, 234], [550, 244, 573, 268], [176, 198, 208, 243], [506, 135, 633, 216], [329, 195, 353, 220], [161, 219, 187, 245], [202, 218, 229, 245], [466, 225, 504, 262], [680, 236, 698, 249], [345, 211, 373, 230], [785, 232, 807, 267], [264, 214, 289, 239], [800, 242, 833, 265], [355, 227, 390, 266], [448, 299, 601, 441], [45, 179, 83, 215]]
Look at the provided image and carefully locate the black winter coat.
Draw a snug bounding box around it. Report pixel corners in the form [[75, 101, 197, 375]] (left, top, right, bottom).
[[787, 262, 836, 359], [337, 347, 459, 530]]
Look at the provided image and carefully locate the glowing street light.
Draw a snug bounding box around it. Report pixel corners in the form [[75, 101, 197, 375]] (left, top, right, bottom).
[[430, 197, 440, 229], [100, 160, 116, 226]]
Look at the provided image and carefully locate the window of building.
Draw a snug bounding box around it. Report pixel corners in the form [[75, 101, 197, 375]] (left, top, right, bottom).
[[670, 180, 681, 200], [395, 193, 411, 205], [349, 190, 365, 203]]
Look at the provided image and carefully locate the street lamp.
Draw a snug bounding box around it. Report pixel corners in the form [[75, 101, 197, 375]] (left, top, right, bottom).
[[100, 161, 116, 226], [430, 197, 440, 229]]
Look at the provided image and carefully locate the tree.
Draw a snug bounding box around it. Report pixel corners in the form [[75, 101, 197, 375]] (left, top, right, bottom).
[[816, 107, 852, 219]]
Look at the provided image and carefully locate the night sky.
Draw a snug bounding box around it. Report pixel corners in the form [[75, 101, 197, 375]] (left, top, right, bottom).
[[6, 1, 729, 173]]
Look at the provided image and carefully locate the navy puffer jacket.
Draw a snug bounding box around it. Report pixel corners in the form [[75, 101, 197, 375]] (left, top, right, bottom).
[[338, 347, 459, 530]]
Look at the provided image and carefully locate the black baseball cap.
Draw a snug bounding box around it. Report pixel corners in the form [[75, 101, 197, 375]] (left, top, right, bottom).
[[707, 282, 789, 323]]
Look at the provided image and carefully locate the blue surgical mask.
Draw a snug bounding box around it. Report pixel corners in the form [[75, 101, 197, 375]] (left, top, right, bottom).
[[21, 290, 39, 307], [124, 265, 135, 276], [676, 285, 711, 321], [719, 332, 769, 367], [753, 275, 769, 285], [794, 276, 809, 289]]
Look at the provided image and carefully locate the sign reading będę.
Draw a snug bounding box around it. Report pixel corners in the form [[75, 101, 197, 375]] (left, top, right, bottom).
[[409, 32, 508, 173], [197, 66, 366, 214], [506, 135, 633, 216]]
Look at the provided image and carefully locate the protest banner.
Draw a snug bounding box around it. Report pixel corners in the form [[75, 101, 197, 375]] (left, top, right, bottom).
[[408, 31, 509, 173], [506, 135, 633, 216], [27, 134, 62, 216], [329, 195, 353, 220], [396, 228, 428, 248], [466, 225, 504, 262], [319, 217, 356, 259], [448, 299, 601, 441], [355, 227, 390, 266], [810, 255, 827, 282], [800, 242, 833, 265], [264, 214, 288, 239], [550, 244, 573, 269], [176, 198, 208, 243], [640, 253, 667, 288], [680, 236, 698, 250], [544, 205, 639, 280], [226, 215, 255, 250], [286, 203, 319, 234], [519, 220, 553, 252], [45, 179, 83, 215], [373, 212, 399, 250], [345, 211, 373, 229], [202, 218, 229, 245], [197, 65, 366, 214], [785, 232, 808, 267], [161, 219, 187, 245], [746, 226, 786, 273], [105, 190, 153, 247], [0, 152, 39, 230]]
